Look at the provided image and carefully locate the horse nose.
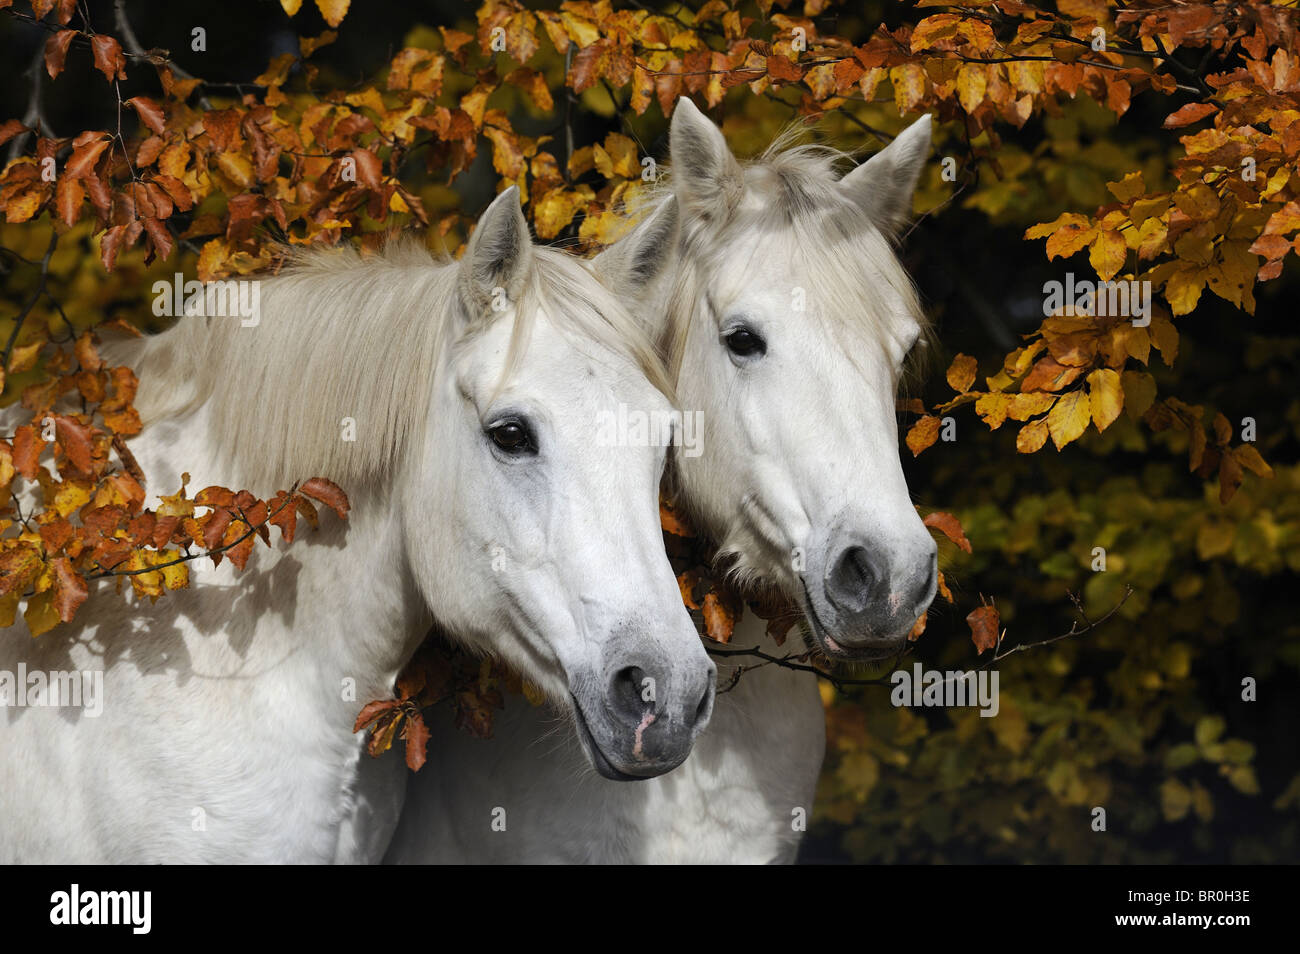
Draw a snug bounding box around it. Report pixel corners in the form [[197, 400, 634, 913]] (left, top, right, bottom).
[[825, 545, 888, 616], [609, 662, 715, 730], [606, 659, 715, 761], [821, 537, 939, 645], [608, 666, 655, 724]]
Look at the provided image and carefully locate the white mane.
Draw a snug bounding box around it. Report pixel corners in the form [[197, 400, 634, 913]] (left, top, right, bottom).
[[112, 241, 671, 491]]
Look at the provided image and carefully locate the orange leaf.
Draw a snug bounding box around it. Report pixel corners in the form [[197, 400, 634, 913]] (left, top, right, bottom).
[[906, 415, 940, 456], [49, 556, 88, 622], [967, 604, 1000, 654], [702, 591, 737, 644], [55, 415, 94, 474], [126, 97, 167, 135], [90, 35, 127, 82], [353, 698, 400, 734], [44, 30, 74, 80], [923, 511, 972, 553], [1163, 102, 1217, 128], [946, 353, 977, 393], [12, 425, 43, 479], [403, 709, 431, 771], [767, 53, 804, 82], [300, 477, 349, 519]]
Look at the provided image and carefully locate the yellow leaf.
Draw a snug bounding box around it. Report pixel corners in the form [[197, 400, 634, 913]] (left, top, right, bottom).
[[1173, 182, 1220, 221], [5, 188, 43, 224], [1107, 171, 1145, 202], [214, 152, 253, 189], [280, 0, 303, 14], [161, 560, 190, 591], [602, 133, 639, 179], [956, 63, 986, 114], [946, 353, 977, 392], [1046, 222, 1098, 261], [8, 340, 43, 374], [1007, 392, 1055, 421], [24, 589, 61, 637], [1129, 195, 1168, 228], [1016, 417, 1049, 454], [906, 415, 940, 456], [1026, 212, 1089, 240], [314, 0, 349, 28], [1207, 239, 1258, 312], [50, 480, 91, 519], [1047, 389, 1090, 449], [1163, 267, 1203, 316], [0, 592, 18, 628], [1233, 444, 1273, 478], [1089, 229, 1127, 281], [1087, 368, 1123, 432], [1149, 311, 1179, 364], [890, 63, 927, 113], [1121, 370, 1156, 419]]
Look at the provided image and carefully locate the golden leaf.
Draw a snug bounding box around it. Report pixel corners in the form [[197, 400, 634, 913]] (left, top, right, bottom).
[[1087, 368, 1123, 432], [1047, 389, 1090, 449]]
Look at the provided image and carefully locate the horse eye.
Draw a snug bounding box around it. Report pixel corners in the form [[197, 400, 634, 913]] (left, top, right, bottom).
[[488, 420, 535, 454], [724, 327, 766, 358]]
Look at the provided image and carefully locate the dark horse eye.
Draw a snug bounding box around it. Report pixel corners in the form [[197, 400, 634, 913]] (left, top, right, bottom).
[[488, 421, 534, 454], [724, 327, 766, 358]]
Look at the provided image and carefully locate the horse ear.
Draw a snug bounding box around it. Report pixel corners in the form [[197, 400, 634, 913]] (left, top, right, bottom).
[[459, 186, 533, 312], [837, 115, 932, 238], [592, 197, 678, 302], [669, 97, 741, 221]]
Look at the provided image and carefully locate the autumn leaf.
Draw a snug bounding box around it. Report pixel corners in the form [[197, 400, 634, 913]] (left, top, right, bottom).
[[1047, 389, 1091, 449], [90, 35, 127, 83], [49, 556, 88, 622], [24, 590, 62, 637], [0, 546, 44, 598], [946, 353, 977, 393], [967, 603, 1000, 654], [315, 0, 350, 28], [353, 698, 399, 734], [1233, 445, 1272, 479], [44, 30, 74, 79], [402, 709, 431, 771], [1163, 102, 1218, 128], [300, 477, 350, 519], [1086, 368, 1123, 432], [923, 511, 972, 554], [906, 415, 941, 456], [1013, 418, 1045, 454], [702, 591, 737, 643], [54, 415, 94, 474], [126, 97, 167, 135]]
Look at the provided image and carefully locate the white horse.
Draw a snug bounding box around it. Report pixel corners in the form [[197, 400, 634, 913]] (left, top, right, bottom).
[[384, 102, 937, 863], [0, 186, 715, 863]]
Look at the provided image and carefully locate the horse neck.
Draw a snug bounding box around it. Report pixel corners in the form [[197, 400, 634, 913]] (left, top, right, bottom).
[[130, 400, 430, 709]]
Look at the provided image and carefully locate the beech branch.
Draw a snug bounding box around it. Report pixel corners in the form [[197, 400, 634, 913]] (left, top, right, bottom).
[[708, 585, 1135, 693]]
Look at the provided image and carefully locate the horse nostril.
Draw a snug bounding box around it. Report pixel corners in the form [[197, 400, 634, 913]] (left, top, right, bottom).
[[609, 666, 653, 723], [827, 545, 884, 612]]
